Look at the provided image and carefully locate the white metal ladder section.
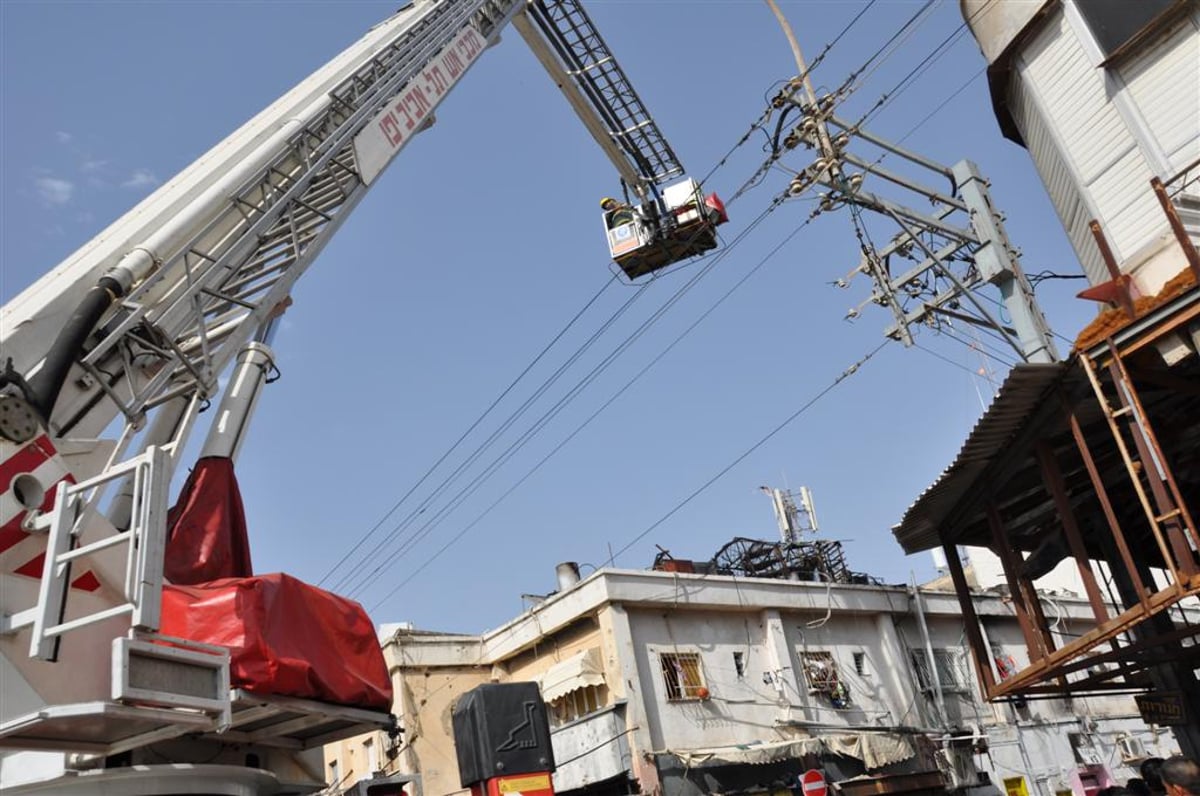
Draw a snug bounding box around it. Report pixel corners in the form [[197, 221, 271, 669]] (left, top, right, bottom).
[[28, 446, 170, 661]]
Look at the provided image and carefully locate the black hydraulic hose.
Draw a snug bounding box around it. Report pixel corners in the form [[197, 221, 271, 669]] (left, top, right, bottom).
[[26, 275, 123, 423]]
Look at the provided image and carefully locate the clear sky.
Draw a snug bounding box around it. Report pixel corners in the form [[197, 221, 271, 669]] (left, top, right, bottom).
[[0, 0, 1097, 634]]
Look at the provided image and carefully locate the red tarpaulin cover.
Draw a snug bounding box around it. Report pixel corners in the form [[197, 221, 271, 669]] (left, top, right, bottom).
[[165, 457, 253, 585], [161, 573, 393, 711]]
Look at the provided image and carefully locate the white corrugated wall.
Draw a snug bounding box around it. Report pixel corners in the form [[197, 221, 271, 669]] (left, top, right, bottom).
[[1119, 9, 1200, 175], [1010, 6, 1176, 273], [1008, 69, 1108, 284]]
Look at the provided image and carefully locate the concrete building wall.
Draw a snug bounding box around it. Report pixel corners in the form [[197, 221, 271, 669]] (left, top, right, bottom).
[[328, 571, 1185, 796]]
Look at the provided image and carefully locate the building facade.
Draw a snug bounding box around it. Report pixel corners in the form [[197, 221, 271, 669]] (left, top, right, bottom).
[[329, 559, 1183, 796]]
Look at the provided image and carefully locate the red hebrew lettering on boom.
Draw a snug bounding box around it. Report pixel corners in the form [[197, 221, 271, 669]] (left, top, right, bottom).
[[354, 24, 488, 185], [443, 50, 465, 79], [403, 85, 431, 127], [424, 64, 449, 98]]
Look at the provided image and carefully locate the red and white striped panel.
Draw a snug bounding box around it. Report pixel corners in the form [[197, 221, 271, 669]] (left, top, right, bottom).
[[0, 435, 99, 591]]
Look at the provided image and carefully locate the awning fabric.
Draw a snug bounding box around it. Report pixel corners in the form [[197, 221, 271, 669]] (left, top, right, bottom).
[[538, 648, 606, 702], [668, 732, 915, 770]]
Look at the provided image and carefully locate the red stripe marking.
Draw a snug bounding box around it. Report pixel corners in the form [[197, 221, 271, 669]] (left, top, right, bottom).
[[71, 571, 101, 592], [0, 518, 28, 555], [13, 551, 45, 579], [0, 436, 55, 495], [13, 552, 101, 591]]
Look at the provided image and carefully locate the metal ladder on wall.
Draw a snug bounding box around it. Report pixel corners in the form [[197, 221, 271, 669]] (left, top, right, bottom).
[[1080, 346, 1199, 585], [524, 0, 684, 190]]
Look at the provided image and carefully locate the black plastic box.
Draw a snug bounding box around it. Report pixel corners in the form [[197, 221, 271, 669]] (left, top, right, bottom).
[[452, 682, 556, 787]]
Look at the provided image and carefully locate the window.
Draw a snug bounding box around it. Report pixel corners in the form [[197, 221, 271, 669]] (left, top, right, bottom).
[[911, 649, 971, 693], [733, 651, 746, 679], [799, 651, 839, 692], [1076, 0, 1182, 60], [547, 684, 607, 726], [364, 737, 379, 773], [853, 651, 867, 677], [660, 652, 705, 700]]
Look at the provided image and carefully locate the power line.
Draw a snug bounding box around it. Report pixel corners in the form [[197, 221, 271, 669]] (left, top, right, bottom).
[[351, 194, 790, 602], [328, 85, 795, 590], [855, 22, 972, 129], [891, 66, 985, 147], [831, 0, 940, 101], [317, 273, 618, 586], [342, 199, 776, 598], [914, 341, 988, 378], [603, 340, 888, 569], [333, 279, 651, 593], [367, 195, 809, 606]]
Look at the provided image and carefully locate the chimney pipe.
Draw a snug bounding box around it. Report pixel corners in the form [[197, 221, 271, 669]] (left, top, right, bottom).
[[556, 562, 581, 592]]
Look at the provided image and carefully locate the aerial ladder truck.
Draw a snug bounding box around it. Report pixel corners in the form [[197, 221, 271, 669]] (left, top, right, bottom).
[[0, 0, 725, 792]]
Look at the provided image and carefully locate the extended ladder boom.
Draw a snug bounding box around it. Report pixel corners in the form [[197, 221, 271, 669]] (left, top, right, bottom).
[[517, 0, 685, 199]]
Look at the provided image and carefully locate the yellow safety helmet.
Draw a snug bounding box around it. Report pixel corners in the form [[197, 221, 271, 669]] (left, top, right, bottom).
[[600, 197, 619, 210]]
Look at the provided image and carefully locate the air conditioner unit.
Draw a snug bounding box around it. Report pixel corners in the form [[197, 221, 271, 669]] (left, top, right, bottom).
[[1118, 735, 1147, 762]]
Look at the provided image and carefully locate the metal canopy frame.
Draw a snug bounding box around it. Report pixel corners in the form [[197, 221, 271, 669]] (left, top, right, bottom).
[[901, 286, 1200, 700]]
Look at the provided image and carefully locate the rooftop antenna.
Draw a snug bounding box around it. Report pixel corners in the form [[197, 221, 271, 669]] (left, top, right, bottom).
[[760, 485, 819, 545]]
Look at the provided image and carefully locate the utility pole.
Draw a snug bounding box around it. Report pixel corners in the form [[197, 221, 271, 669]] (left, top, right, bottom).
[[763, 0, 1058, 364]]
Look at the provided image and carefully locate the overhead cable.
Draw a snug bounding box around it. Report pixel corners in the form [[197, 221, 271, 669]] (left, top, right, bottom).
[[351, 193, 788, 602], [329, 90, 791, 590], [602, 340, 889, 569], [366, 195, 821, 607], [333, 279, 650, 593], [317, 273, 619, 587]]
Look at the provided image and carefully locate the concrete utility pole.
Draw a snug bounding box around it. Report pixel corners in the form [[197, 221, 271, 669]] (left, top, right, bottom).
[[763, 0, 1058, 364], [764, 0, 842, 186]]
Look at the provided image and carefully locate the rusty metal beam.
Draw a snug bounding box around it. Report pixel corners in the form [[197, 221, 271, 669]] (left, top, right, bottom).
[[1150, 176, 1200, 281], [1047, 621, 1200, 681], [1108, 351, 1200, 575], [942, 543, 996, 698], [1021, 569, 1062, 679], [1064, 394, 1150, 609], [989, 582, 1195, 695], [986, 504, 1046, 662], [1088, 219, 1137, 319], [1035, 440, 1110, 623]]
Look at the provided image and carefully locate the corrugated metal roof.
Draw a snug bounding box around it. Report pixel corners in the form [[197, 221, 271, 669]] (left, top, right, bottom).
[[892, 361, 1069, 553]]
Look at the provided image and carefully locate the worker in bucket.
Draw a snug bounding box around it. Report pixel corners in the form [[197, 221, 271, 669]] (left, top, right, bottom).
[[601, 196, 635, 228]]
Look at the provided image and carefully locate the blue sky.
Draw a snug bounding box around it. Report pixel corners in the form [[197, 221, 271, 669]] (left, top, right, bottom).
[[0, 1, 1097, 633]]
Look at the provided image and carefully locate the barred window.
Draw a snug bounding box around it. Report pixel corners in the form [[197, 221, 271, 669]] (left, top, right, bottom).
[[911, 649, 971, 692], [800, 651, 839, 692], [660, 652, 705, 701]]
